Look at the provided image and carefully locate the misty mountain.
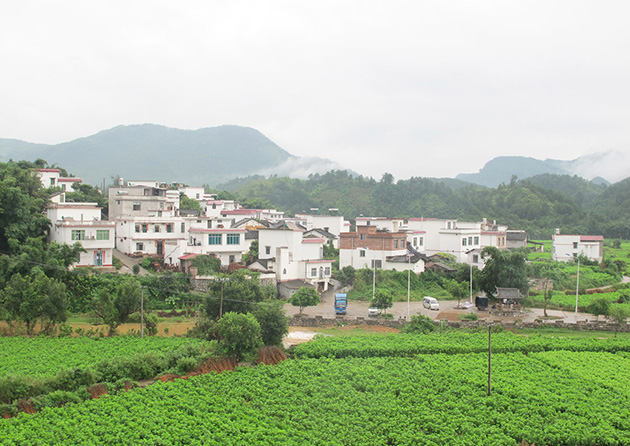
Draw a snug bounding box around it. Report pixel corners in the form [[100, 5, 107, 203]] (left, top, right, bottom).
[[0, 124, 343, 186], [456, 152, 625, 187]]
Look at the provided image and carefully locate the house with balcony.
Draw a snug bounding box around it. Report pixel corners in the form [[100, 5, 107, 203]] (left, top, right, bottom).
[[256, 223, 333, 292], [37, 168, 83, 192], [47, 202, 115, 268], [552, 231, 604, 262], [339, 225, 426, 273], [406, 218, 507, 265]]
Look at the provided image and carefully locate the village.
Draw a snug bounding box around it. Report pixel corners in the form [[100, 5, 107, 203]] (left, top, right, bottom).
[[39, 168, 605, 312]]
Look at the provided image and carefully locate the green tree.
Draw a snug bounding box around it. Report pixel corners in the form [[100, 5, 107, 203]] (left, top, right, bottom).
[[1, 270, 68, 335], [217, 312, 262, 360], [203, 271, 264, 319], [288, 287, 320, 315], [334, 265, 355, 287], [91, 277, 141, 335], [0, 162, 51, 253], [179, 193, 203, 212], [242, 240, 258, 265], [478, 247, 528, 299], [252, 301, 289, 346], [445, 278, 469, 307], [608, 306, 630, 337], [587, 298, 610, 321], [371, 289, 394, 314]]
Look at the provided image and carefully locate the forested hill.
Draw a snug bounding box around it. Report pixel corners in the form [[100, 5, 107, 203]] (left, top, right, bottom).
[[216, 171, 630, 239]]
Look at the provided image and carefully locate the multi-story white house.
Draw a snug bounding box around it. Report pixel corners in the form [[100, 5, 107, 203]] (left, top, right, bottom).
[[114, 217, 186, 263], [256, 224, 333, 291], [356, 217, 405, 232], [406, 218, 507, 264], [47, 202, 115, 268], [339, 225, 426, 273], [108, 185, 179, 220], [295, 211, 351, 238], [552, 232, 604, 262], [185, 227, 248, 266], [37, 169, 82, 192]]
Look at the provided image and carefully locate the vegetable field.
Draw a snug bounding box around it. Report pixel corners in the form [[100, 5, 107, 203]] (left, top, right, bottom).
[[291, 330, 630, 359], [0, 336, 208, 378], [3, 350, 630, 445]]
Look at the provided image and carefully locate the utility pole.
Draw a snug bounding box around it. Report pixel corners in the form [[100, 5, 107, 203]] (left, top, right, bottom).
[[140, 287, 144, 339], [488, 324, 494, 396]]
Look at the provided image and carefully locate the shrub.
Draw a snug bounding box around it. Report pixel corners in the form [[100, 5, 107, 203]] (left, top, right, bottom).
[[461, 312, 479, 321], [252, 302, 289, 346], [217, 312, 262, 361], [176, 356, 199, 375], [402, 315, 435, 334]]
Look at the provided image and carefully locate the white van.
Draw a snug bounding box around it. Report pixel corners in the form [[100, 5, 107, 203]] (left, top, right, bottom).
[[423, 296, 439, 311]]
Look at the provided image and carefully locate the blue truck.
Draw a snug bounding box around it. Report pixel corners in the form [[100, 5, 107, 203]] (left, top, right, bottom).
[[334, 293, 347, 315]]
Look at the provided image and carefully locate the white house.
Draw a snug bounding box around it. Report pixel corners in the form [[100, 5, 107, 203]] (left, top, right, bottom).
[[187, 227, 248, 266], [108, 185, 178, 220], [339, 225, 426, 273], [295, 212, 351, 238], [114, 216, 186, 260], [257, 225, 333, 291], [406, 218, 507, 264], [552, 232, 604, 262], [47, 202, 115, 268], [356, 217, 405, 232], [37, 169, 82, 192]]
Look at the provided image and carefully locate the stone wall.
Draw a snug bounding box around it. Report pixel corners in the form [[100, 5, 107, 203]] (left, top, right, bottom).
[[289, 315, 630, 332]]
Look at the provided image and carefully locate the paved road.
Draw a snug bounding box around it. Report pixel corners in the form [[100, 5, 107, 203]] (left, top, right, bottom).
[[284, 292, 598, 325]]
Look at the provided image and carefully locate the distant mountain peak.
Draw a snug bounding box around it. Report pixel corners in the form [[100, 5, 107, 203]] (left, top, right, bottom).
[[456, 151, 627, 187]]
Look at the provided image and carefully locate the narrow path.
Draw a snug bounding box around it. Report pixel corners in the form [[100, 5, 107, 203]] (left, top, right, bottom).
[[112, 249, 151, 276], [586, 275, 630, 292]]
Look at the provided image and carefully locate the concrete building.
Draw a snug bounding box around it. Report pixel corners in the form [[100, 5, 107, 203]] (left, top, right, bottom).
[[552, 232, 604, 262], [47, 202, 115, 268]]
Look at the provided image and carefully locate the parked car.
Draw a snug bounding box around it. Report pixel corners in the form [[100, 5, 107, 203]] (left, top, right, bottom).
[[367, 307, 379, 317], [423, 296, 439, 311]]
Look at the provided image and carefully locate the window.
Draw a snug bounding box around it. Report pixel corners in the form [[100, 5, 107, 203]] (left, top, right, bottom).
[[135, 224, 141, 233], [325, 267, 331, 276], [227, 234, 240, 245], [154, 225, 160, 233], [360, 234, 366, 240], [473, 254, 479, 263], [96, 230, 109, 240], [468, 237, 473, 245], [133, 202, 141, 211], [474, 236, 479, 245], [71, 230, 85, 241], [229, 255, 235, 264], [50, 178, 55, 186], [136, 243, 144, 251], [573, 252, 577, 258], [573, 242, 578, 249], [394, 240, 399, 249], [196, 193, 200, 199], [208, 234, 222, 245], [462, 238, 467, 246], [371, 259, 382, 269], [180, 223, 185, 233], [419, 237, 424, 246], [311, 268, 317, 277], [265, 246, 271, 255], [166, 224, 173, 233], [157, 211, 162, 217], [366, 221, 370, 226], [359, 250, 366, 257], [413, 237, 417, 246], [61, 184, 66, 191], [142, 224, 148, 233]]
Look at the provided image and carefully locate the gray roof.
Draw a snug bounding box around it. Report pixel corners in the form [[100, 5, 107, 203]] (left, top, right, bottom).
[[496, 288, 524, 299], [506, 231, 528, 241], [304, 228, 338, 239]]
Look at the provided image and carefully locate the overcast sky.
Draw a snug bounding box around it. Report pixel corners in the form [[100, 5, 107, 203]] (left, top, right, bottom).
[[2, 1, 630, 180]]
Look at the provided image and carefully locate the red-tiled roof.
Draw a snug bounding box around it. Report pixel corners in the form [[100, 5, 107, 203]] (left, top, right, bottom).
[[581, 235, 604, 242], [178, 254, 200, 260]]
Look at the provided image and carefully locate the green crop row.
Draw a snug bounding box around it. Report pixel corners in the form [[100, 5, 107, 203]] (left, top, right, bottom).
[[0, 336, 216, 408], [0, 336, 206, 378], [3, 351, 630, 445], [290, 331, 630, 359]]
